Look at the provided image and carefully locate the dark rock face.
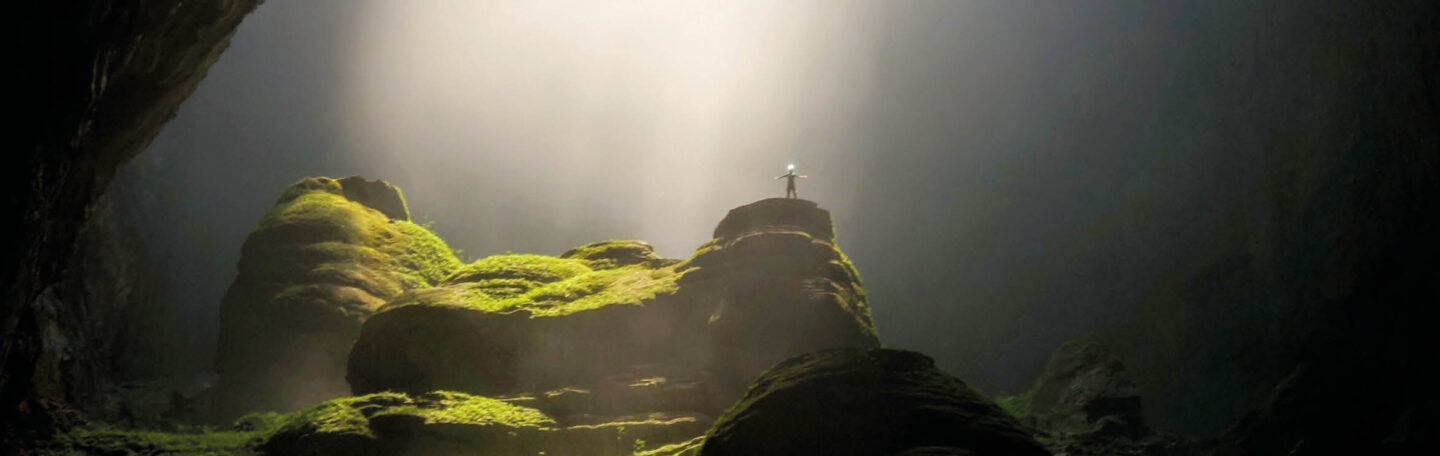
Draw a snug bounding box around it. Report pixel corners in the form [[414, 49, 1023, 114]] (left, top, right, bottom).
[[258, 390, 710, 456], [5, 0, 264, 447], [1211, 355, 1439, 456], [1029, 337, 1147, 438], [1020, 338, 1210, 456], [212, 177, 459, 419], [699, 349, 1050, 456]]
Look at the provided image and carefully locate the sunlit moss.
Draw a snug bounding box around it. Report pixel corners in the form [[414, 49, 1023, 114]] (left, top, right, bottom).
[[371, 391, 555, 428], [443, 254, 593, 286], [241, 178, 461, 306], [36, 412, 288, 456], [560, 239, 664, 269], [391, 254, 689, 317], [635, 436, 705, 456]]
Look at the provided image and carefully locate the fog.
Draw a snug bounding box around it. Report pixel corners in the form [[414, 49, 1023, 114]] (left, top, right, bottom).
[[123, 0, 1282, 436]]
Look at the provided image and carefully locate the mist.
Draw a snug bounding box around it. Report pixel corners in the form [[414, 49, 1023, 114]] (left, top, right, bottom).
[[114, 0, 1369, 437]]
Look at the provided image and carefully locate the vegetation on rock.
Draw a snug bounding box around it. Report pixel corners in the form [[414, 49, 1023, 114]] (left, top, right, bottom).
[[699, 348, 1050, 456], [213, 177, 461, 419]]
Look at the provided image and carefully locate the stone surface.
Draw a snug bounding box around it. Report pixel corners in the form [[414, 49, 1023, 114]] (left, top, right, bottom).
[[687, 198, 878, 389], [1028, 336, 1147, 438], [698, 348, 1050, 456], [212, 177, 459, 420]]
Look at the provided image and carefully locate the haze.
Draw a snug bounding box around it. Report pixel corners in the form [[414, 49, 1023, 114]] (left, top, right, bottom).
[[119, 0, 1286, 436]]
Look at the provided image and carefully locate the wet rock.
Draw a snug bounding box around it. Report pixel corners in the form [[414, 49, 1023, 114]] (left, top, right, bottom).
[[698, 349, 1050, 456]]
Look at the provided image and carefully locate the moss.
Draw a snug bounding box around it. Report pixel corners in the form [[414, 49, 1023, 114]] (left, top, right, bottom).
[[636, 436, 705, 456], [369, 391, 555, 428], [393, 255, 688, 317], [994, 390, 1034, 419], [443, 254, 592, 286], [560, 240, 663, 269], [239, 179, 461, 303], [36, 412, 289, 456], [275, 391, 553, 437]]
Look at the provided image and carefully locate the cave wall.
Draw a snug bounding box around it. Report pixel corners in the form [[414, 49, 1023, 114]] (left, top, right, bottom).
[[4, 0, 264, 447], [1100, 0, 1440, 436]]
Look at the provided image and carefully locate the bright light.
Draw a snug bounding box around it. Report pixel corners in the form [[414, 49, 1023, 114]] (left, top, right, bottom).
[[788, 164, 795, 170]]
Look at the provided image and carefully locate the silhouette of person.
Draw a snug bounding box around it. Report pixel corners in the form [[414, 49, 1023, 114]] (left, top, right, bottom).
[[776, 164, 807, 199]]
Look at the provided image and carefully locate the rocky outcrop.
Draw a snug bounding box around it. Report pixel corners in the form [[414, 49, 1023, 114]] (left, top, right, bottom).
[[1029, 337, 1147, 438], [687, 198, 878, 389], [1016, 338, 1210, 456], [698, 349, 1050, 456], [343, 197, 877, 452], [258, 390, 711, 456], [212, 177, 459, 419]]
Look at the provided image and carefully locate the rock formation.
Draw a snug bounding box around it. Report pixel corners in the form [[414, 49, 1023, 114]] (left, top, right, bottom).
[[1028, 337, 1148, 438], [212, 177, 460, 419], [338, 196, 878, 452], [1016, 338, 1208, 456], [699, 349, 1050, 456]]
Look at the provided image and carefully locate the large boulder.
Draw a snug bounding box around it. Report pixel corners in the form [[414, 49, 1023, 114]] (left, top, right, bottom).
[[686, 198, 879, 388], [346, 242, 703, 396], [698, 349, 1050, 456], [213, 176, 460, 419], [1028, 336, 1148, 438]]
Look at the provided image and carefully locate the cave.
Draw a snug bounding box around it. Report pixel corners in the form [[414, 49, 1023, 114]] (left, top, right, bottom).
[[7, 1, 1439, 455]]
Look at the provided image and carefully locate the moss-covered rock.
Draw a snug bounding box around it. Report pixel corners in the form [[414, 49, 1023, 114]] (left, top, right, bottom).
[[259, 391, 708, 456], [698, 349, 1050, 456], [34, 411, 287, 455], [346, 198, 876, 399], [339, 198, 876, 453], [213, 177, 460, 420], [346, 245, 706, 397], [684, 198, 879, 389]]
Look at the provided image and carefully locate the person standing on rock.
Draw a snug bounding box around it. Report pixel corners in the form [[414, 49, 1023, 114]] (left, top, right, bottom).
[[776, 164, 807, 199]]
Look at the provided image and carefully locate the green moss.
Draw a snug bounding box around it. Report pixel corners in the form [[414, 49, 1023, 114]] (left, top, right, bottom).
[[370, 391, 555, 428], [443, 254, 593, 286], [396, 254, 688, 317], [277, 393, 396, 438], [242, 180, 461, 301], [36, 412, 289, 456], [994, 390, 1034, 419], [39, 392, 559, 455], [635, 436, 705, 456], [560, 240, 662, 269], [829, 246, 876, 338]]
